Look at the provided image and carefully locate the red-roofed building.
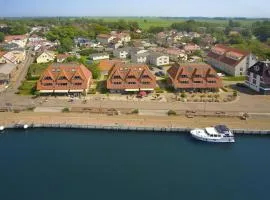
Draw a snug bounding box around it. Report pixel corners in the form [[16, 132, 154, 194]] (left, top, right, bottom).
[[56, 54, 71, 63], [107, 64, 156, 93], [167, 63, 222, 92], [37, 63, 92, 94], [207, 44, 257, 76], [98, 59, 124, 75]]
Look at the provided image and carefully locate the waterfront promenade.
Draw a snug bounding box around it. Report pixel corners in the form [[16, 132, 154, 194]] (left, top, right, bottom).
[[1, 112, 270, 131]]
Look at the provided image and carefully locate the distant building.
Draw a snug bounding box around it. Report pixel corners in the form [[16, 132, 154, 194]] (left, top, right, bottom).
[[107, 64, 156, 93], [56, 54, 70, 63], [167, 63, 222, 92], [148, 53, 169, 66], [207, 44, 257, 76], [113, 48, 130, 59], [246, 61, 270, 94], [96, 34, 115, 45], [98, 59, 124, 76], [36, 51, 56, 64], [3, 50, 26, 64], [131, 52, 149, 64], [183, 43, 200, 53], [37, 63, 92, 94], [90, 53, 110, 61], [0, 51, 7, 64], [4, 35, 28, 48], [0, 63, 17, 86]]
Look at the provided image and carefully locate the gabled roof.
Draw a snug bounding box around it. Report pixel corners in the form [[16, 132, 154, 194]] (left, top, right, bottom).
[[98, 59, 124, 72], [4, 35, 27, 42], [207, 44, 250, 67]]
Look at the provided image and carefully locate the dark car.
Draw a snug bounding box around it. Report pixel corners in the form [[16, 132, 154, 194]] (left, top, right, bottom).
[[157, 66, 163, 70], [159, 71, 165, 77], [236, 83, 247, 88], [155, 72, 161, 77]]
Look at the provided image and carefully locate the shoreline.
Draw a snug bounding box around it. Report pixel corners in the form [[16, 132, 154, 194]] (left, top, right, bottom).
[[1, 112, 270, 134]]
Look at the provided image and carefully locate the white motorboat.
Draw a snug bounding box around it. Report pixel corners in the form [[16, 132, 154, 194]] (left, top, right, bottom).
[[190, 125, 235, 143]]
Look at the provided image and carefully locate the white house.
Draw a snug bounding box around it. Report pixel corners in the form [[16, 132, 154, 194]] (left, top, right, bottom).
[[113, 48, 130, 59], [36, 51, 56, 64], [3, 50, 26, 64], [96, 34, 116, 45], [90, 53, 110, 61], [149, 53, 170, 66], [246, 61, 270, 94], [131, 52, 149, 64]]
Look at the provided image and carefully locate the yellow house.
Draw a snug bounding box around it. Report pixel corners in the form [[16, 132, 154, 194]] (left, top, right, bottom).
[[36, 51, 56, 64]]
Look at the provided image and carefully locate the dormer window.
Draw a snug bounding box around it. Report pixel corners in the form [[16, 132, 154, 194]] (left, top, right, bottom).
[[73, 76, 81, 80], [127, 75, 135, 79], [113, 75, 121, 79], [142, 75, 149, 78], [43, 76, 52, 80], [58, 76, 67, 80], [194, 74, 202, 78]]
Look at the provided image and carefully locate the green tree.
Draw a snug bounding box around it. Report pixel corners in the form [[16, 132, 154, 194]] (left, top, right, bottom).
[[0, 32, 4, 42]]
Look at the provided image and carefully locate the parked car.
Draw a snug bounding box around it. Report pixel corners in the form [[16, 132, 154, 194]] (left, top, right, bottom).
[[159, 71, 165, 76], [157, 66, 163, 70], [236, 83, 247, 88], [155, 72, 161, 77]]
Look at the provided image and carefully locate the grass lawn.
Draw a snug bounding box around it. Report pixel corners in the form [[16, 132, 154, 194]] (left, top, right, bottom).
[[18, 80, 37, 95], [28, 63, 49, 78], [223, 76, 246, 81]]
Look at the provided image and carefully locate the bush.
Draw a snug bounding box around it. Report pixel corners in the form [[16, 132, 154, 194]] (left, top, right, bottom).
[[155, 88, 164, 93], [131, 109, 139, 114], [181, 92, 187, 98], [62, 107, 70, 113], [233, 90, 238, 97], [88, 88, 96, 94], [168, 110, 177, 116]]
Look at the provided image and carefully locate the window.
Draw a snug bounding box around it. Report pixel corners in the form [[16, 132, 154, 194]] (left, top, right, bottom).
[[142, 82, 150, 84], [113, 82, 122, 85], [74, 83, 82, 86], [43, 76, 52, 80], [208, 74, 216, 78], [240, 68, 243, 72], [113, 75, 121, 79], [194, 81, 202, 84], [73, 76, 81, 80], [208, 81, 216, 84], [128, 82, 136, 85], [43, 83, 53, 86], [127, 75, 135, 79], [180, 81, 189, 84], [58, 76, 67, 80], [180, 75, 188, 78], [142, 75, 149, 78], [57, 83, 67, 86]]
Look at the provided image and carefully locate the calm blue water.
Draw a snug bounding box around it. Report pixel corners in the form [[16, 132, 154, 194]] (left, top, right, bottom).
[[0, 129, 269, 200]]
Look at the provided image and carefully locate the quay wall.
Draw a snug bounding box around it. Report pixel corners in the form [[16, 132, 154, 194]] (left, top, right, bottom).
[[4, 123, 270, 135]]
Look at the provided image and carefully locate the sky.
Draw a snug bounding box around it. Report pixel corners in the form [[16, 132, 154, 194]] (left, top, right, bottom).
[[1, 0, 270, 18]]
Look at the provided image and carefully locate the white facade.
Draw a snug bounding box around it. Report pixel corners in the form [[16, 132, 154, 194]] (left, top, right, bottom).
[[36, 52, 55, 64], [149, 55, 169, 66], [246, 72, 261, 92], [91, 54, 110, 61], [113, 50, 129, 59]]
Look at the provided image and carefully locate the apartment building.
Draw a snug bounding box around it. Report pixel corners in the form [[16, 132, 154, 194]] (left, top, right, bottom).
[[107, 64, 156, 93], [167, 63, 222, 92], [37, 63, 92, 94], [207, 44, 257, 76]]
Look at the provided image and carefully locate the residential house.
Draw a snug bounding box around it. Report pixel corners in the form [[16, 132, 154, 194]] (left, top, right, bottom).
[[107, 64, 156, 93], [90, 53, 110, 61], [3, 50, 26, 64], [207, 44, 257, 76], [0, 51, 7, 64], [98, 59, 124, 76], [113, 48, 130, 59], [183, 43, 200, 53], [4, 35, 28, 48], [74, 37, 91, 47], [112, 32, 131, 43], [245, 61, 270, 94], [56, 54, 70, 63], [36, 51, 56, 64], [37, 63, 92, 94], [149, 53, 169, 66], [96, 34, 115, 45], [167, 63, 222, 92], [0, 63, 17, 86], [131, 52, 149, 64]]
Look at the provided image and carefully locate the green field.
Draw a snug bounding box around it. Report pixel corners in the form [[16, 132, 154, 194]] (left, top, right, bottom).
[[28, 63, 49, 77], [90, 17, 258, 30], [18, 80, 37, 95]]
